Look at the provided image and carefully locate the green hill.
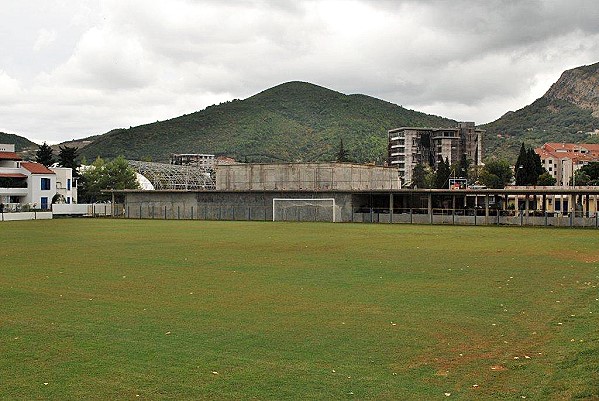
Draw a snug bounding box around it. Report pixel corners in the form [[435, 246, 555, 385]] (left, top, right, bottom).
[[482, 62, 599, 162], [0, 132, 38, 160], [0, 132, 37, 151], [79, 81, 455, 163]]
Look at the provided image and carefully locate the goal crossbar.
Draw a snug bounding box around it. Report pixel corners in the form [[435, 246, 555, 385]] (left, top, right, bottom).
[[272, 198, 337, 222]]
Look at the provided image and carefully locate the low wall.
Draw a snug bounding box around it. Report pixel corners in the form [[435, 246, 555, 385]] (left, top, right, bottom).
[[52, 203, 114, 216], [0, 211, 53, 221]]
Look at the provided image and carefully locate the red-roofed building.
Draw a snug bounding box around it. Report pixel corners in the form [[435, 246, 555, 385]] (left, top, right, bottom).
[[0, 143, 77, 211], [535, 143, 599, 186], [21, 162, 56, 175]]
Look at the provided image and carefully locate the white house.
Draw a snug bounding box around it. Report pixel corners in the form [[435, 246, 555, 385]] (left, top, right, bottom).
[[0, 144, 77, 211], [52, 167, 77, 205]]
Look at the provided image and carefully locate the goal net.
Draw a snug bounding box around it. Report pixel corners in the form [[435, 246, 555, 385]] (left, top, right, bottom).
[[272, 198, 339, 222]]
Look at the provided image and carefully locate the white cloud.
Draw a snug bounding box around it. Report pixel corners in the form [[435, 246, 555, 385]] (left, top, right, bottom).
[[33, 29, 57, 52], [0, 0, 599, 143]]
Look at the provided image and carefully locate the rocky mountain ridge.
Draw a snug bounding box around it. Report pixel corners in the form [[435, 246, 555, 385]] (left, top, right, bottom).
[[544, 62, 599, 117]]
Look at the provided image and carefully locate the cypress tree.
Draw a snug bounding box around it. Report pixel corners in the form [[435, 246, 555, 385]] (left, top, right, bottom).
[[514, 143, 527, 185], [435, 158, 451, 189], [35, 142, 55, 167], [336, 139, 349, 162]]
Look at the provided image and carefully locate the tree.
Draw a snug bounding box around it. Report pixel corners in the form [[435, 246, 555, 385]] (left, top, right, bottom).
[[514, 143, 543, 185], [458, 154, 470, 180], [537, 172, 557, 186], [434, 158, 451, 189], [36, 142, 55, 167], [514, 143, 528, 185], [336, 139, 349, 162], [479, 160, 513, 189], [78, 156, 139, 203], [411, 163, 428, 188], [58, 145, 80, 177], [570, 170, 591, 186], [580, 162, 599, 185]]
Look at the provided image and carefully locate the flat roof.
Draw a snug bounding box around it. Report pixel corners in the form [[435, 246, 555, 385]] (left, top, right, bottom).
[[107, 187, 599, 195]]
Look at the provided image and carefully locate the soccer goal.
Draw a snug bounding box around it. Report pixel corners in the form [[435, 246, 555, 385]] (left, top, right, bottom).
[[272, 198, 339, 222]]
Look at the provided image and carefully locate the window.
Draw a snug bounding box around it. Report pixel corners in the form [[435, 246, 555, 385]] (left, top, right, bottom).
[[41, 197, 48, 210], [67, 179, 71, 191], [67, 197, 71, 204], [41, 178, 51, 190]]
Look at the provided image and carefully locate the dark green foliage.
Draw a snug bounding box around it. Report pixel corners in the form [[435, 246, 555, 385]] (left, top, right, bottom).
[[482, 96, 599, 163], [515, 143, 543, 185], [479, 159, 513, 188], [35, 142, 54, 167], [514, 143, 528, 185], [571, 170, 591, 186], [78, 156, 139, 202], [0, 132, 37, 151], [580, 162, 599, 185], [434, 158, 451, 189], [531, 147, 544, 178], [458, 154, 470, 180], [58, 145, 80, 177], [336, 138, 349, 162], [537, 172, 557, 186], [411, 163, 428, 188], [78, 82, 455, 163]]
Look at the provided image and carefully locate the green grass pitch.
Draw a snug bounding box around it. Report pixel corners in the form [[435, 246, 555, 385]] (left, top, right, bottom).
[[1, 219, 598, 400]]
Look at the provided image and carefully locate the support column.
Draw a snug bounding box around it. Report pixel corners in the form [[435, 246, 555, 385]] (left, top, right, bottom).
[[542, 194, 546, 214], [452, 194, 456, 225], [585, 194, 590, 218], [389, 193, 394, 224], [428, 192, 433, 224], [485, 194, 489, 225]]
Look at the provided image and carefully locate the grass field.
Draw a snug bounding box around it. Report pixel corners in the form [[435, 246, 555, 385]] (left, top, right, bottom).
[[1, 219, 598, 400]]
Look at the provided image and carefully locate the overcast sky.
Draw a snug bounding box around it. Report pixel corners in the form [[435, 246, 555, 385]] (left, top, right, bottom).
[[1, 0, 599, 144]]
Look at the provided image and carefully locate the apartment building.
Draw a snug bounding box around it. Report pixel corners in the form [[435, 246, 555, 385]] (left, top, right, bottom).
[[170, 153, 215, 170], [388, 122, 484, 184], [535, 143, 599, 186]]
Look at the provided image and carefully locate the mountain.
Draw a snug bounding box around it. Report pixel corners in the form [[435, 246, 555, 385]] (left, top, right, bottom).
[[0, 132, 38, 160], [78, 81, 455, 164], [0, 132, 37, 150], [482, 62, 599, 161]]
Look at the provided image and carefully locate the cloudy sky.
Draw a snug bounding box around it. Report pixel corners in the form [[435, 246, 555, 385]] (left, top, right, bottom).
[[1, 0, 599, 144]]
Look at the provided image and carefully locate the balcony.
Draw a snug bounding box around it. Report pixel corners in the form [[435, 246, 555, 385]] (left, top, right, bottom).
[[0, 187, 28, 196], [0, 169, 28, 195]]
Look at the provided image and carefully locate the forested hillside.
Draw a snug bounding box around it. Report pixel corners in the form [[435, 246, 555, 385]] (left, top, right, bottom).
[[79, 81, 455, 163]]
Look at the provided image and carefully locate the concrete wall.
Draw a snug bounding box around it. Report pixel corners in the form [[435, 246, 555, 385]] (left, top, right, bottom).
[[124, 191, 354, 222], [52, 203, 113, 216], [216, 163, 400, 191], [0, 211, 52, 221]]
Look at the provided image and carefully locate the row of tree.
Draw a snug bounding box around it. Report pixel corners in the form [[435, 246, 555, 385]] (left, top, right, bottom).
[[36, 142, 81, 175], [573, 162, 599, 185], [35, 142, 139, 203], [409, 143, 558, 189]]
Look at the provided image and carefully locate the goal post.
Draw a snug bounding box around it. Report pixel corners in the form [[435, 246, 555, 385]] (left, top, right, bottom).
[[272, 198, 339, 222]]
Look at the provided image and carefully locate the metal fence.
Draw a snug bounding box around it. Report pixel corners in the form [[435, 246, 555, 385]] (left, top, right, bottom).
[[352, 208, 599, 228], [117, 202, 599, 228]]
